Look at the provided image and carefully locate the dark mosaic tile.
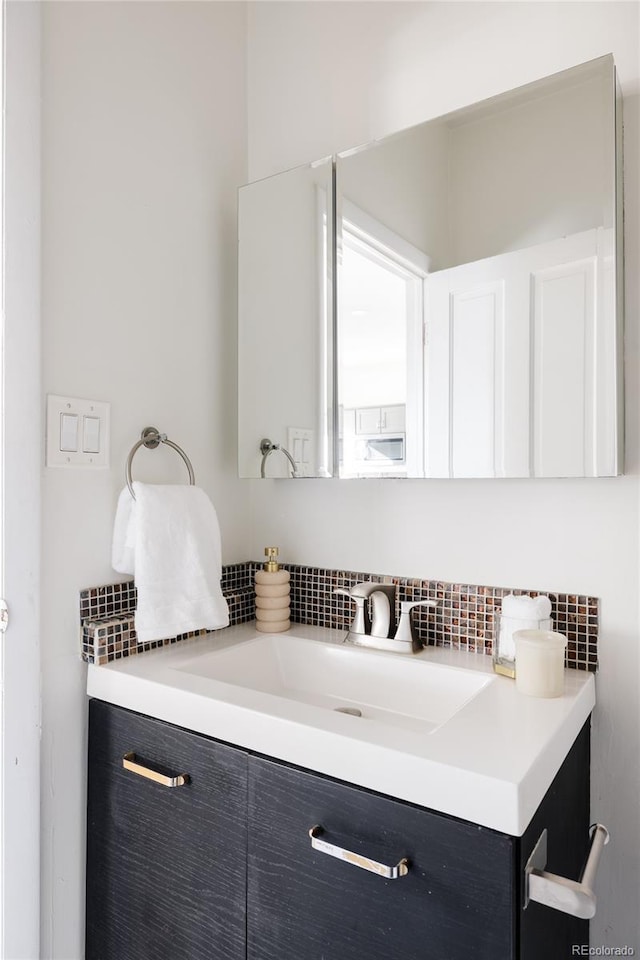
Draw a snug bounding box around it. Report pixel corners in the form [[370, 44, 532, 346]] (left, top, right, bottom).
[[81, 561, 598, 672], [81, 564, 256, 664], [279, 563, 598, 673], [80, 580, 137, 623]]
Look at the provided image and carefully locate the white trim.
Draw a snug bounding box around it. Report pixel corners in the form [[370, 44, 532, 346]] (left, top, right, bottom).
[[340, 216, 426, 478], [1, 2, 41, 957], [341, 197, 430, 277], [315, 181, 333, 478]]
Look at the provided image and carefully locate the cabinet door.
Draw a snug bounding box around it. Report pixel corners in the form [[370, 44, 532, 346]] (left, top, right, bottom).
[[518, 721, 590, 958], [248, 757, 515, 960], [356, 406, 382, 434], [86, 700, 247, 960], [381, 404, 406, 433], [342, 407, 356, 436]]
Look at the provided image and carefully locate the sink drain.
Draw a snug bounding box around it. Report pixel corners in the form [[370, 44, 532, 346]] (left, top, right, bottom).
[[334, 706, 362, 717]]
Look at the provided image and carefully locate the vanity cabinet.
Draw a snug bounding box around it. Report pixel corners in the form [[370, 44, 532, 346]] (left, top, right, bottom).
[[85, 700, 247, 960], [86, 700, 590, 960], [248, 756, 514, 959]]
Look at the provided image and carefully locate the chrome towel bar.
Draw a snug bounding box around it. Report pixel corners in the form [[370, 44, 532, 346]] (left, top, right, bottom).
[[525, 823, 610, 919], [126, 426, 195, 500]]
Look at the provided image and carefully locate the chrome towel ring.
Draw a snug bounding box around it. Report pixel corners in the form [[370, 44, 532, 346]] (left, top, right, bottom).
[[126, 426, 195, 500], [260, 438, 299, 478]]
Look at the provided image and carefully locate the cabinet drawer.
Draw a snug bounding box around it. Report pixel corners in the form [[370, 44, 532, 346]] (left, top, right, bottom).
[[86, 700, 247, 960], [248, 756, 516, 960]]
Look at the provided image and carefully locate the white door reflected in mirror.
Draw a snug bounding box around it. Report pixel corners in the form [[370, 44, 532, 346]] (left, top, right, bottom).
[[338, 207, 426, 478], [238, 55, 623, 479]]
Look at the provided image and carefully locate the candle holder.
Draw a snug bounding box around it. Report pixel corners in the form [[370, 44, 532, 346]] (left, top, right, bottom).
[[514, 629, 567, 698], [493, 612, 553, 678]]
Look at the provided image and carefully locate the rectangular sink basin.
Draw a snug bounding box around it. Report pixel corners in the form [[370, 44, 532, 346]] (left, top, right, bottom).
[[176, 634, 492, 734]]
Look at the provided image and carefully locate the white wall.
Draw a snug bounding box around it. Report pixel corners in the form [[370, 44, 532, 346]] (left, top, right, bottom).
[[339, 120, 451, 267], [247, 0, 640, 948], [41, 3, 249, 956], [449, 72, 612, 265], [3, 3, 41, 957]]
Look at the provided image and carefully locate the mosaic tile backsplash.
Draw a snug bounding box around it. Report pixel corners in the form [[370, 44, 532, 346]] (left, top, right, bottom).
[[81, 563, 255, 664], [81, 562, 598, 671]]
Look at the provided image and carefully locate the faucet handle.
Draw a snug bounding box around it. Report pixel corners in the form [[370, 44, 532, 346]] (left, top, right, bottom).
[[400, 599, 438, 610], [350, 581, 385, 600], [393, 600, 438, 645]]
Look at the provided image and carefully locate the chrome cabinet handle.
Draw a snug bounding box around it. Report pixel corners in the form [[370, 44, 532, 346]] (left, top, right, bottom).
[[309, 825, 409, 879], [122, 752, 190, 788], [525, 823, 610, 919]]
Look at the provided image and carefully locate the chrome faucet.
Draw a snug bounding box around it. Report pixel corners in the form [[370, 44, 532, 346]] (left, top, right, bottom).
[[334, 583, 438, 654]]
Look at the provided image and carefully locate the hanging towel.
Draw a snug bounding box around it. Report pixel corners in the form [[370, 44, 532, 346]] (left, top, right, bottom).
[[112, 482, 229, 644]]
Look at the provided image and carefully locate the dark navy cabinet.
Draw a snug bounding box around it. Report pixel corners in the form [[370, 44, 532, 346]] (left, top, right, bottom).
[[86, 700, 590, 960], [86, 700, 247, 960], [247, 755, 515, 960]]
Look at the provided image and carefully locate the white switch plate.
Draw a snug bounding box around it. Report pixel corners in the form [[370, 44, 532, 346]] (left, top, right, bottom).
[[46, 395, 110, 468], [287, 427, 314, 477]]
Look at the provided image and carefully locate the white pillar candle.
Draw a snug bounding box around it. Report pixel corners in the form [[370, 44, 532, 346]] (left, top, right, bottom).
[[514, 629, 567, 698]]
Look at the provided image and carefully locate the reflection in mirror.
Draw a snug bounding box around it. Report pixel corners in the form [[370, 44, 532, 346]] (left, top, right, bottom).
[[338, 202, 428, 477], [336, 55, 622, 478], [238, 158, 333, 478], [238, 55, 622, 480]]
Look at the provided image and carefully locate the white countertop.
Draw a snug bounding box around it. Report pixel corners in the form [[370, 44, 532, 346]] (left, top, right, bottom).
[[87, 622, 595, 836]]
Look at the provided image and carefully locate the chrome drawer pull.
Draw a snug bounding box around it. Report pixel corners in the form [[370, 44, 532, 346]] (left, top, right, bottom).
[[309, 825, 409, 879], [122, 752, 190, 788], [525, 823, 610, 919]]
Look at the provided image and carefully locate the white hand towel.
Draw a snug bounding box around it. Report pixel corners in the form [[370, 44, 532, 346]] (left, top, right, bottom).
[[502, 594, 551, 620], [498, 594, 553, 659], [111, 482, 229, 644], [112, 488, 136, 575]]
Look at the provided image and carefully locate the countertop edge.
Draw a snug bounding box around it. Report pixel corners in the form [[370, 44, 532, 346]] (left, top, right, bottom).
[[86, 623, 595, 836]]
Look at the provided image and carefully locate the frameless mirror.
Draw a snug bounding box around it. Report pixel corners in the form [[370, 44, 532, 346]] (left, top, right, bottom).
[[238, 158, 334, 478], [238, 55, 623, 479]]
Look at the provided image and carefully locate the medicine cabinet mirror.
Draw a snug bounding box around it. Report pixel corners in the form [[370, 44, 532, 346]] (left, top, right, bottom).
[[238, 55, 623, 479]]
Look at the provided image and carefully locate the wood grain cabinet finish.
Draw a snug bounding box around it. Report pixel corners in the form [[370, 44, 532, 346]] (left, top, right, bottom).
[[518, 720, 590, 959], [86, 701, 590, 960], [86, 700, 247, 960], [248, 725, 590, 960], [248, 756, 515, 960]]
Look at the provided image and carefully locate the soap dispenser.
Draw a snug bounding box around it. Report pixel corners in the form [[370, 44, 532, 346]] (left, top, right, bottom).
[[255, 547, 290, 633]]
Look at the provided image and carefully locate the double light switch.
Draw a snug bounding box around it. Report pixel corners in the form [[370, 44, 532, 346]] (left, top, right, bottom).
[[46, 395, 110, 467], [287, 427, 314, 477]]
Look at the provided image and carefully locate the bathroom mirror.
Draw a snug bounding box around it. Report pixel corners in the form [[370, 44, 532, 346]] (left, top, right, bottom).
[[238, 157, 334, 478], [238, 55, 623, 479]]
